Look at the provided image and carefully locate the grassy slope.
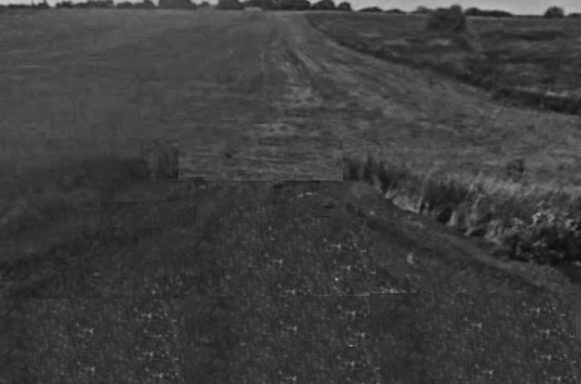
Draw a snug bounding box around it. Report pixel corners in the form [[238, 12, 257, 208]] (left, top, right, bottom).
[[0, 9, 342, 240], [0, 9, 340, 185], [306, 12, 581, 114], [298, 13, 581, 193], [306, 12, 581, 265], [1, 9, 580, 287], [0, 10, 579, 382]]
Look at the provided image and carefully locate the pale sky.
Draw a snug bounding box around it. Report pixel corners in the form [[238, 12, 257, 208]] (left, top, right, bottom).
[[1, 0, 580, 14]]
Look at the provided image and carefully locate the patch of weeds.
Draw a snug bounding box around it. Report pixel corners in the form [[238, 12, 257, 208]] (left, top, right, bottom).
[[343, 156, 363, 181], [343, 152, 581, 269], [421, 177, 469, 211], [504, 158, 525, 182], [343, 154, 409, 194], [425, 5, 467, 34]]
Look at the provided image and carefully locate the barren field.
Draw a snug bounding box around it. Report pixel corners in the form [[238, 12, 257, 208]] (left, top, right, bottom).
[[0, 9, 580, 384]]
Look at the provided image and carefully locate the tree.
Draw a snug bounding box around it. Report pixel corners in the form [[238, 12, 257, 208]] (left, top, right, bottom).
[[159, 0, 196, 9], [261, 0, 275, 9], [199, 1, 211, 7], [544, 6, 565, 18], [134, 0, 156, 9], [70, 0, 114, 8], [217, 0, 244, 9], [277, 0, 310, 10], [426, 4, 466, 33], [310, 0, 335, 11], [117, 1, 135, 8], [35, 1, 50, 9], [337, 2, 351, 11], [359, 6, 382, 12], [385, 8, 405, 14], [464, 7, 513, 17], [412, 6, 432, 14], [56, 1, 74, 8]]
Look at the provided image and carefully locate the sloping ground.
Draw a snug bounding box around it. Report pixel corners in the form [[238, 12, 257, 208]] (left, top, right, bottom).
[[1, 180, 579, 382], [306, 12, 581, 115], [277, 13, 581, 267], [0, 10, 580, 384], [0, 9, 342, 184]]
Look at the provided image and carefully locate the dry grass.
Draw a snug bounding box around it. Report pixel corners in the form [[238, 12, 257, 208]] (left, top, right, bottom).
[[307, 12, 581, 114], [0, 10, 343, 297], [0, 9, 214, 203], [343, 153, 581, 266], [1, 10, 579, 268]]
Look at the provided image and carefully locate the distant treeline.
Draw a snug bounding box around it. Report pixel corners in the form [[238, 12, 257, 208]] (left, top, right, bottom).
[[354, 6, 514, 16], [0, 0, 351, 11], [1, 1, 580, 16], [54, 0, 198, 9], [0, 1, 50, 10], [221, 0, 353, 11]]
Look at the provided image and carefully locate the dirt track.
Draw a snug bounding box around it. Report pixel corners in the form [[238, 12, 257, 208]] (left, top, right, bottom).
[[0, 10, 580, 384]]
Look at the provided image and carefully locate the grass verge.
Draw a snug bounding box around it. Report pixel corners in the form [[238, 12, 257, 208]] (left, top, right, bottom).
[[343, 153, 581, 268]]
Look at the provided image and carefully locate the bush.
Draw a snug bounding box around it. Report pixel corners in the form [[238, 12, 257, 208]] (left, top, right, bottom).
[[385, 8, 406, 14], [73, 0, 114, 8], [34, 1, 50, 9], [544, 6, 565, 18], [359, 6, 382, 13], [412, 6, 432, 15], [312, 0, 337, 10], [159, 0, 196, 9], [217, 0, 244, 9], [425, 4, 466, 33], [134, 0, 156, 9], [464, 7, 513, 18], [117, 1, 133, 8], [116, 0, 155, 9], [337, 1, 351, 11], [277, 0, 311, 10], [199, 1, 211, 7], [568, 12, 581, 18], [311, 0, 336, 10], [56, 1, 74, 8]]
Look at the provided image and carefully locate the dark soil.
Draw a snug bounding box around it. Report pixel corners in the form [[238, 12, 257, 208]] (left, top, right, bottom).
[[1, 180, 579, 383]]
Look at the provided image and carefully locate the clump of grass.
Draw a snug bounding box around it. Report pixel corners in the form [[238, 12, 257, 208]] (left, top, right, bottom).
[[343, 154, 409, 194], [425, 4, 467, 34], [504, 158, 525, 182]]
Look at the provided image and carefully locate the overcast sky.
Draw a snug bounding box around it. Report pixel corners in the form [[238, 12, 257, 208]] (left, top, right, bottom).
[[1, 0, 580, 14]]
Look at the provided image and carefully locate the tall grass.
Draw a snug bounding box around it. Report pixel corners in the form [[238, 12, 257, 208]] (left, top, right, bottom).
[[343, 153, 581, 266]]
